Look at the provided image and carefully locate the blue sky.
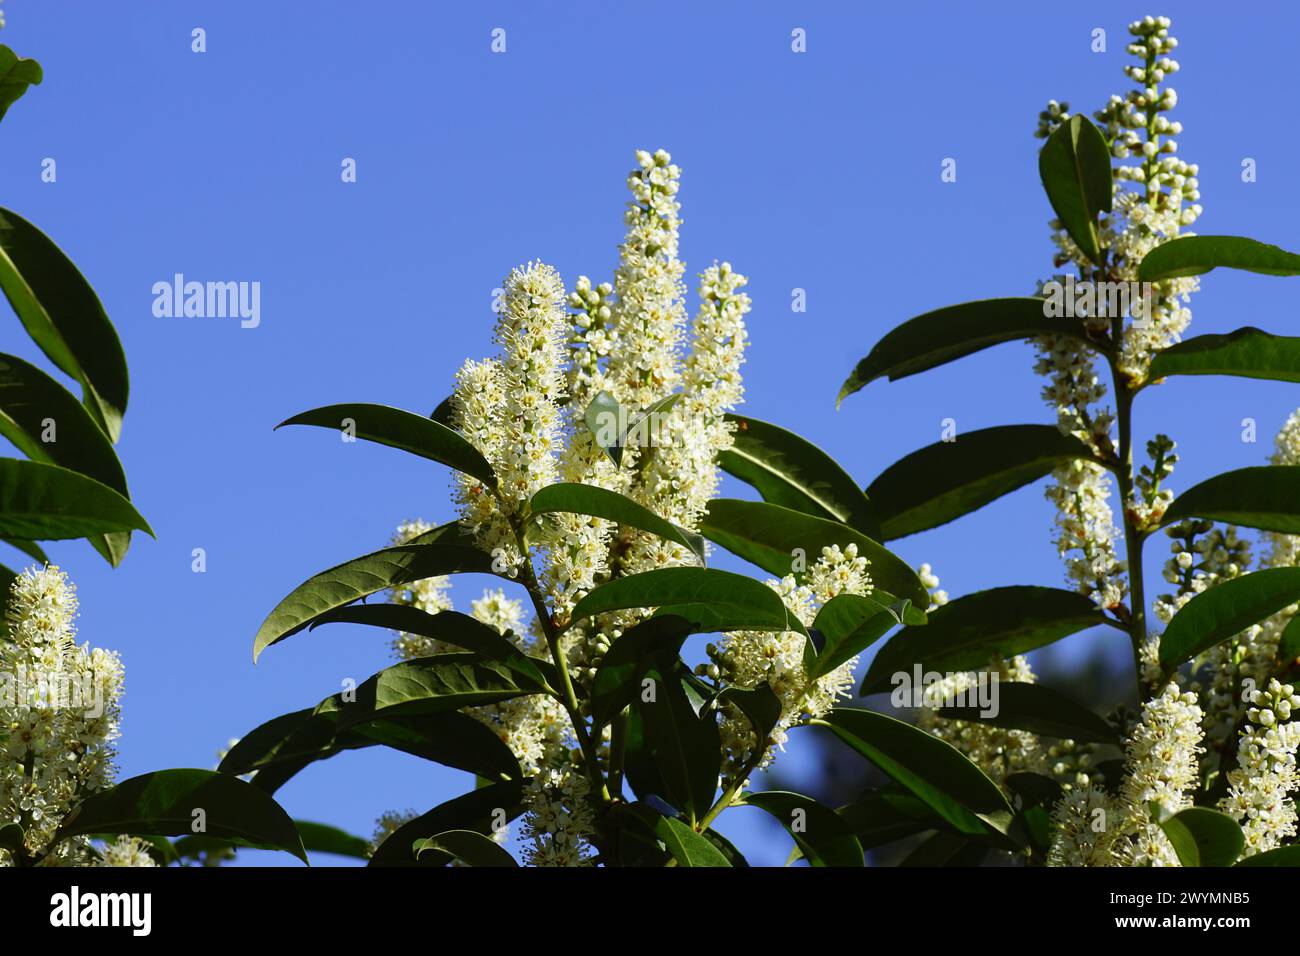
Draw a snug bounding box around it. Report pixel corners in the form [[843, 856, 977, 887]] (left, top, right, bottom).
[[2, 1, 1298, 865]]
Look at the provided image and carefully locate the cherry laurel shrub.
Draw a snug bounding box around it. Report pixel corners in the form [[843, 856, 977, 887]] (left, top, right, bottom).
[[33, 14, 1300, 869]]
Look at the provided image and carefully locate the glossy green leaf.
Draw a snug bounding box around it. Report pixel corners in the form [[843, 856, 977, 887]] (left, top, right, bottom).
[[861, 586, 1113, 695], [1138, 235, 1300, 282], [937, 681, 1119, 744], [655, 814, 732, 867], [1161, 466, 1300, 534], [812, 708, 1014, 838], [277, 402, 496, 487], [700, 498, 929, 607], [807, 593, 902, 681], [529, 482, 704, 565], [835, 789, 937, 850], [308, 604, 558, 692], [1160, 808, 1244, 867], [589, 614, 695, 728], [414, 829, 518, 867], [0, 46, 42, 121], [369, 780, 524, 867], [1234, 845, 1300, 867], [0, 207, 128, 441], [1149, 328, 1300, 384], [252, 534, 498, 660], [569, 566, 806, 636], [837, 297, 1090, 405], [314, 653, 541, 730], [1038, 115, 1113, 264], [739, 791, 864, 866], [57, 769, 307, 863], [866, 425, 1099, 540], [583, 390, 679, 466], [636, 664, 720, 824], [295, 820, 370, 860], [1158, 567, 1300, 672], [0, 459, 151, 541], [719, 414, 877, 533], [900, 831, 988, 867], [714, 682, 782, 745]]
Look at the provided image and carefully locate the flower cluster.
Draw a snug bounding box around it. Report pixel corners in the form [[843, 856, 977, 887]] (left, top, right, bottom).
[[520, 766, 596, 867], [1219, 680, 1300, 856], [0, 566, 125, 866]]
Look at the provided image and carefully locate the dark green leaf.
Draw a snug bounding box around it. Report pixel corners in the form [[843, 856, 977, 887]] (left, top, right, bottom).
[[369, 780, 524, 867], [1158, 567, 1300, 672], [1138, 235, 1300, 282], [1149, 327, 1300, 384], [1160, 808, 1244, 867], [807, 593, 902, 681], [1, 536, 47, 564], [0, 46, 42, 122], [714, 682, 782, 745], [866, 425, 1098, 540], [861, 586, 1112, 695], [700, 498, 929, 608], [835, 789, 937, 850], [900, 831, 987, 866], [569, 566, 807, 636], [57, 769, 307, 863], [1234, 845, 1300, 867], [837, 298, 1090, 405], [0, 207, 128, 441], [635, 664, 720, 824], [1038, 115, 1113, 264], [739, 791, 864, 866], [295, 820, 370, 859], [414, 829, 518, 866], [277, 402, 496, 487], [252, 535, 498, 660], [938, 681, 1119, 744], [1161, 466, 1300, 534], [589, 615, 695, 728], [813, 708, 1015, 838], [529, 482, 704, 565], [719, 414, 878, 534], [0, 458, 152, 541], [655, 815, 732, 867]]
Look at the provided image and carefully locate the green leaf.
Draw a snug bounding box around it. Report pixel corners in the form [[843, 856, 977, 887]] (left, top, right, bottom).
[[1158, 567, 1300, 672], [0, 207, 128, 441], [1234, 845, 1300, 867], [219, 707, 521, 790], [866, 425, 1099, 540], [528, 482, 704, 565], [252, 533, 498, 660], [719, 414, 878, 533], [700, 498, 929, 608], [369, 780, 524, 867], [1149, 328, 1300, 384], [1004, 772, 1064, 854], [57, 769, 307, 863], [314, 653, 540, 730], [295, 820, 371, 860], [860, 586, 1113, 695], [807, 593, 903, 681], [812, 708, 1015, 838], [308, 604, 559, 692], [937, 682, 1119, 744], [655, 814, 732, 867], [414, 829, 518, 867], [0, 458, 152, 541], [589, 615, 695, 728], [1161, 466, 1300, 534], [738, 791, 864, 866], [1160, 808, 1245, 867], [0, 46, 42, 122], [714, 682, 782, 745], [837, 297, 1091, 405], [1, 536, 48, 564], [568, 566, 807, 636], [277, 403, 496, 487], [1038, 115, 1113, 264], [900, 831, 988, 866], [583, 390, 679, 466], [635, 664, 720, 824], [1138, 235, 1300, 282], [0, 353, 134, 565], [835, 789, 937, 850]]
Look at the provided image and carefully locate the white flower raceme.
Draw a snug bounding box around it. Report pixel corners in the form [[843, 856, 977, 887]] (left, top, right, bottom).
[[0, 566, 124, 867], [1219, 679, 1300, 856], [712, 544, 872, 774], [96, 835, 157, 868], [1047, 785, 1128, 867], [520, 766, 596, 867]]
